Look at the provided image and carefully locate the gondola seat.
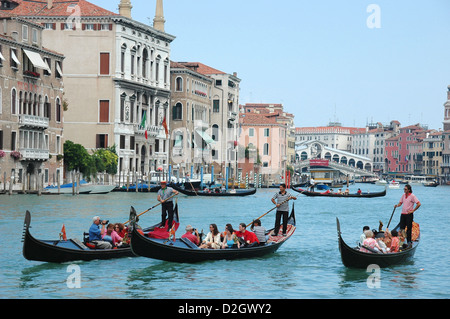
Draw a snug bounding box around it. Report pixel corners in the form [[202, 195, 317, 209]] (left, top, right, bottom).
[[180, 237, 199, 249]]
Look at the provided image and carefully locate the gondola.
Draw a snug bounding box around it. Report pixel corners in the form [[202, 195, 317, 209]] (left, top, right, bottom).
[[336, 218, 420, 268], [22, 206, 179, 263], [171, 183, 257, 197], [291, 187, 386, 198], [129, 205, 296, 263]]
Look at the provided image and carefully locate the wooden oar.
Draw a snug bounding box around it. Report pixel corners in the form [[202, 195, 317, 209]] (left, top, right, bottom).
[[386, 206, 397, 230], [124, 193, 178, 225], [246, 197, 293, 228]]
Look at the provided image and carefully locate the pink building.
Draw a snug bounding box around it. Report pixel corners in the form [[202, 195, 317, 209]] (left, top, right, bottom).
[[238, 109, 288, 185]]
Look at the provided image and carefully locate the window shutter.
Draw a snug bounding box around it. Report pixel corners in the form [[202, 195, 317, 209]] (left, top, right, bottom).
[[100, 53, 110, 75]]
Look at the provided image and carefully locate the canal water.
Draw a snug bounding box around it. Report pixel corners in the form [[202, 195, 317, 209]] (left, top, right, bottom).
[[0, 184, 448, 299]]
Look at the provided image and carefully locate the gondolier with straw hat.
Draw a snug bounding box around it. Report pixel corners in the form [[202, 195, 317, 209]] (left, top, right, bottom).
[[271, 183, 297, 236], [157, 181, 178, 229]]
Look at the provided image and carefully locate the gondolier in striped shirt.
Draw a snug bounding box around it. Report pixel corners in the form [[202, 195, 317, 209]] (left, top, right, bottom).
[[157, 181, 179, 229], [271, 183, 297, 236]]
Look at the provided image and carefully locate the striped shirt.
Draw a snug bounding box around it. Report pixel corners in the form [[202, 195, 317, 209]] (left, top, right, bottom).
[[272, 191, 293, 212], [157, 186, 175, 202]]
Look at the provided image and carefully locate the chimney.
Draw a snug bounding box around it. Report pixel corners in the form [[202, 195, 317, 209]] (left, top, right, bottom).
[[118, 0, 132, 19], [153, 0, 165, 32], [47, 0, 53, 9]]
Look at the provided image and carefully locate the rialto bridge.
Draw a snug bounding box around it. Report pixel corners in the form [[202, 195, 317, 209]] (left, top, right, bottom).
[[294, 141, 377, 177]]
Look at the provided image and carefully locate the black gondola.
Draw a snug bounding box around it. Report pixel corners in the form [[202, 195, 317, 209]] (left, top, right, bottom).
[[22, 206, 178, 263], [292, 187, 386, 198], [336, 218, 420, 268], [171, 183, 257, 197], [129, 205, 296, 263]]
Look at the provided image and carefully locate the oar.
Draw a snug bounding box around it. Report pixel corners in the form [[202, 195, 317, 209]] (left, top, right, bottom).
[[386, 206, 397, 230], [246, 197, 293, 228], [124, 193, 178, 225]]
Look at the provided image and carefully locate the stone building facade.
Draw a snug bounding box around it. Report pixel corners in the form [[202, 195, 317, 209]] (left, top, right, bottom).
[[0, 14, 65, 190]]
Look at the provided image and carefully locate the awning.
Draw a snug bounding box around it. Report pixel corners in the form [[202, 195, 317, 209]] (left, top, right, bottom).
[[44, 59, 52, 75], [23, 49, 50, 71], [56, 62, 63, 77], [195, 129, 215, 145], [11, 50, 20, 65]]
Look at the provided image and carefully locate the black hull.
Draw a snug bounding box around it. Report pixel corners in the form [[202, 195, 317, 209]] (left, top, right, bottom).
[[130, 207, 296, 263], [22, 210, 138, 263], [292, 187, 386, 198], [336, 218, 419, 268], [171, 184, 257, 197]]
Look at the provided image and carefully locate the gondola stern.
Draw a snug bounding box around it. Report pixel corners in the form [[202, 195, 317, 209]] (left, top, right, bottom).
[[288, 203, 296, 226]]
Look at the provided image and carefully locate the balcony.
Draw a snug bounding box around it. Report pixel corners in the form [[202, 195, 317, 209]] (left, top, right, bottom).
[[134, 124, 159, 139], [19, 149, 49, 161], [19, 114, 49, 130]]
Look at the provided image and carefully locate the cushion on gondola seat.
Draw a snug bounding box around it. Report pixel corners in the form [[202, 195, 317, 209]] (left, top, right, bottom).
[[180, 237, 199, 249], [85, 242, 97, 249], [147, 220, 180, 239], [406, 222, 420, 242]]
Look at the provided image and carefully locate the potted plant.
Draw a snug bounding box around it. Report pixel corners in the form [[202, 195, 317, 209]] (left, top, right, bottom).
[[0, 150, 5, 158], [10, 151, 22, 160]]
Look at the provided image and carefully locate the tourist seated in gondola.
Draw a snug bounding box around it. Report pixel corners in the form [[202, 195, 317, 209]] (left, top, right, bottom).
[[357, 188, 362, 195], [102, 223, 123, 247], [114, 223, 127, 238], [389, 230, 400, 253], [221, 224, 240, 249], [182, 225, 200, 246], [344, 188, 350, 195], [360, 230, 384, 253], [235, 223, 259, 247], [89, 216, 113, 249], [251, 219, 267, 246], [359, 226, 370, 246], [199, 224, 221, 249]]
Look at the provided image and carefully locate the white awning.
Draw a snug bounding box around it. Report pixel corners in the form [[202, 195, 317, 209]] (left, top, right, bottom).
[[11, 50, 20, 65], [44, 59, 51, 75], [23, 49, 49, 71], [56, 62, 63, 77], [195, 129, 215, 145]]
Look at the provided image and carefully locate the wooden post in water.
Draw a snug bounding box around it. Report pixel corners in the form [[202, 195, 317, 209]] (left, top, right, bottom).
[[37, 173, 42, 196], [57, 170, 60, 194], [8, 172, 13, 195], [72, 171, 75, 195], [126, 170, 129, 192], [76, 172, 80, 195]]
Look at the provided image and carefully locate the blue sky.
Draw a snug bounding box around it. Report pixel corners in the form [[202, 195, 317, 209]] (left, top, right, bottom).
[[93, 0, 450, 130]]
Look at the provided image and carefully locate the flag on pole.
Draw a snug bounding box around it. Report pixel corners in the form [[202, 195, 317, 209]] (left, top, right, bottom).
[[141, 111, 148, 139], [60, 224, 67, 241], [162, 115, 169, 138]]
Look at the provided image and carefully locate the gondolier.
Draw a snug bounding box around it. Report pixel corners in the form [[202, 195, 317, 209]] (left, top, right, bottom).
[[271, 183, 297, 236], [394, 184, 421, 245], [157, 181, 179, 229]]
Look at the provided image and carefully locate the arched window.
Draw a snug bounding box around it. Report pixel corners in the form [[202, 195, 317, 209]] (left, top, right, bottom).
[[11, 88, 17, 114], [175, 77, 183, 91], [121, 44, 127, 73], [56, 97, 61, 122], [142, 48, 148, 78], [212, 124, 219, 141], [172, 102, 182, 120]]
